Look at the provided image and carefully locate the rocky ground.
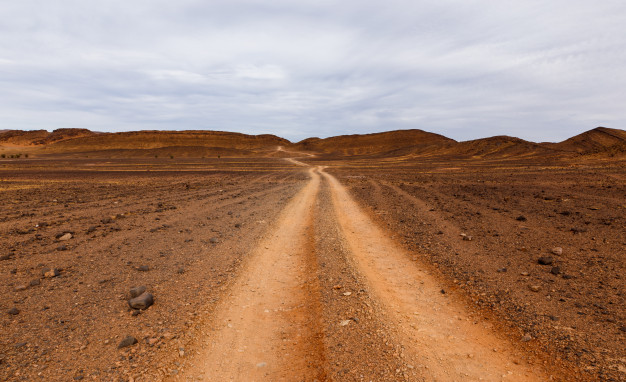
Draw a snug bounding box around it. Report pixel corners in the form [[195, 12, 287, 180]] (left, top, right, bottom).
[[0, 158, 306, 381], [1, 155, 624, 381], [328, 158, 626, 381]]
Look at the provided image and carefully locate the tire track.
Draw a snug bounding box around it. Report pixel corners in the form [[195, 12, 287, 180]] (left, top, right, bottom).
[[322, 169, 552, 381], [180, 167, 324, 381]]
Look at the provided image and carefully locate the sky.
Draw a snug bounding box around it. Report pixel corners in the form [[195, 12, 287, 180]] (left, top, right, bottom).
[[1, 1, 625, 142]]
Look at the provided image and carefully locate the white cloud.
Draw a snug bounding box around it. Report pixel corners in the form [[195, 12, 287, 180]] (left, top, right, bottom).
[[0, 0, 625, 141]]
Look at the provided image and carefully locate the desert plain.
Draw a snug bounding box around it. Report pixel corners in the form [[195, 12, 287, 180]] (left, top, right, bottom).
[[0, 127, 625, 381]]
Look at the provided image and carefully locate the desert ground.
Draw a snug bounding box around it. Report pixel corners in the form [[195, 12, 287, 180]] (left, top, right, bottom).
[[1, 128, 625, 381]]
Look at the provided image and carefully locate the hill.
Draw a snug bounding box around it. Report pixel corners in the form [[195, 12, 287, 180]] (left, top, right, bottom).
[[545, 127, 626, 155], [292, 129, 455, 156]]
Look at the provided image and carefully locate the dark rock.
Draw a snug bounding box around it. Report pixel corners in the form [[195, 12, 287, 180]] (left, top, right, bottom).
[[440, 289, 446, 294], [570, 227, 587, 234], [86, 226, 97, 234], [550, 267, 561, 275], [0, 254, 11, 261], [101, 218, 113, 224], [137, 265, 149, 272], [234, 223, 241, 228], [209, 237, 219, 244], [117, 336, 137, 349], [562, 274, 574, 280], [516, 215, 527, 222], [128, 293, 154, 310], [56, 245, 68, 251], [8, 308, 20, 315], [462, 235, 473, 241], [538, 256, 554, 265], [129, 286, 147, 298], [14, 342, 26, 348], [177, 268, 185, 274], [497, 267, 507, 273], [131, 310, 141, 317]]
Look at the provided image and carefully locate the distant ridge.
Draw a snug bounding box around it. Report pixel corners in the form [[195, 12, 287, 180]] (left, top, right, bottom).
[[293, 129, 455, 156], [0, 126, 624, 159]]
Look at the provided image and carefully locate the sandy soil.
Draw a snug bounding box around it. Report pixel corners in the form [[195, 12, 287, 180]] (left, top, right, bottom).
[[1, 155, 623, 381]]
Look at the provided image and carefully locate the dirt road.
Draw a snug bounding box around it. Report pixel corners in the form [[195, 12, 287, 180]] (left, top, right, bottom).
[[177, 165, 554, 381]]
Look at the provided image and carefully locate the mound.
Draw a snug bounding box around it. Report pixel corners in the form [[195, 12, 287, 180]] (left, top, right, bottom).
[[444, 136, 556, 159], [548, 127, 626, 154], [45, 130, 289, 153], [292, 129, 454, 156]]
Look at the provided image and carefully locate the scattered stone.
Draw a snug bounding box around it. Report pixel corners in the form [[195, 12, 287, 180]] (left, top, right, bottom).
[[129, 292, 154, 310], [14, 285, 28, 291], [339, 320, 351, 326], [343, 291, 352, 296], [43, 268, 60, 278], [551, 247, 563, 255], [529, 285, 541, 292], [521, 334, 533, 342], [209, 237, 219, 244], [137, 265, 149, 272], [516, 215, 527, 222], [8, 308, 19, 315], [86, 226, 97, 234], [497, 267, 507, 273], [29, 279, 41, 287], [550, 267, 561, 275], [234, 223, 241, 228], [0, 254, 11, 261], [462, 235, 473, 241], [256, 362, 267, 368], [129, 286, 147, 298], [520, 272, 530, 276], [440, 289, 446, 294], [56, 245, 68, 251], [570, 227, 587, 234], [538, 256, 554, 265], [131, 310, 141, 317], [57, 233, 73, 241], [562, 274, 574, 280], [177, 268, 185, 274], [117, 336, 138, 349]]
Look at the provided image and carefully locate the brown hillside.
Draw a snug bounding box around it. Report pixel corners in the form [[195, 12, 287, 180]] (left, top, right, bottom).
[[0, 130, 50, 146], [547, 127, 626, 153], [292, 129, 455, 156], [44, 130, 290, 153], [442, 136, 557, 159]]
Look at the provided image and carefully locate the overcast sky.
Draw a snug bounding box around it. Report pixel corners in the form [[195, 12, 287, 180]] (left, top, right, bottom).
[[1, 1, 625, 142]]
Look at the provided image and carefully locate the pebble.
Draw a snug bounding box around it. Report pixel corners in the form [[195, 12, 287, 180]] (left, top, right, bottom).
[[551, 247, 563, 255], [8, 308, 20, 315], [0, 254, 11, 261], [256, 362, 267, 368], [29, 279, 41, 287], [340, 320, 351, 326], [129, 286, 147, 298], [137, 265, 149, 272], [58, 233, 73, 241], [538, 256, 554, 265], [462, 235, 473, 241], [14, 285, 28, 291], [529, 285, 541, 292], [43, 268, 60, 278], [521, 334, 533, 342], [516, 215, 527, 221], [129, 292, 154, 310], [497, 267, 507, 273], [550, 266, 561, 275], [118, 336, 138, 349], [209, 237, 219, 244]]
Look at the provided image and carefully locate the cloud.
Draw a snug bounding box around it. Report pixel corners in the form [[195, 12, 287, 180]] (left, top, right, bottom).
[[0, 0, 625, 142]]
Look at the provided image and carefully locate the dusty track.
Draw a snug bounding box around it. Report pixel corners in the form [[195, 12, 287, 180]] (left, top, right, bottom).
[[176, 163, 555, 381]]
